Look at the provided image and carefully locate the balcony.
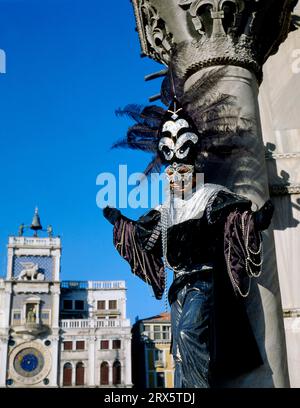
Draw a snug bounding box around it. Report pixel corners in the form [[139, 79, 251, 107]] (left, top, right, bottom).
[[12, 322, 50, 339], [60, 318, 130, 329]]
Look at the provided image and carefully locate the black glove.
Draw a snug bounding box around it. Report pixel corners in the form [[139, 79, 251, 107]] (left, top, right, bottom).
[[103, 206, 122, 225], [253, 199, 274, 231]]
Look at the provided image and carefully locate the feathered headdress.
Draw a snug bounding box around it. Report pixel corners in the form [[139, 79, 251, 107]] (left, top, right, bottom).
[[113, 66, 253, 175]]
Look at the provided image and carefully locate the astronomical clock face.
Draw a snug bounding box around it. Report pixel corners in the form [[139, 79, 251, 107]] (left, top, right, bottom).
[[9, 342, 51, 385], [14, 348, 45, 377]]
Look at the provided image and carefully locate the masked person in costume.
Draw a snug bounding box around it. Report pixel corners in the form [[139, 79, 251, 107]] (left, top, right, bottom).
[[103, 97, 274, 388]]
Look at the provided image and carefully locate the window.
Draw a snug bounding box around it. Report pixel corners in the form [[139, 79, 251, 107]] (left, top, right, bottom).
[[162, 325, 171, 340], [63, 363, 72, 386], [63, 300, 73, 310], [109, 300, 117, 310], [109, 316, 117, 319], [41, 311, 50, 325], [63, 341, 73, 351], [97, 300, 105, 310], [112, 340, 121, 349], [144, 324, 150, 333], [75, 300, 84, 310], [113, 360, 121, 385], [12, 311, 21, 325], [154, 349, 164, 367], [156, 372, 165, 388], [100, 362, 109, 385], [75, 362, 84, 386], [154, 349, 164, 362], [153, 325, 161, 340], [76, 341, 85, 350], [100, 340, 109, 350]]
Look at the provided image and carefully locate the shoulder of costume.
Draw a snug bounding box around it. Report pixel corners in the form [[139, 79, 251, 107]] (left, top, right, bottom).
[[136, 208, 161, 226], [206, 186, 252, 224]]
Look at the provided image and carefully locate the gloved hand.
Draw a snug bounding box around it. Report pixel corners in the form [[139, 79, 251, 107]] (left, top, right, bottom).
[[253, 199, 274, 231], [103, 206, 122, 225]]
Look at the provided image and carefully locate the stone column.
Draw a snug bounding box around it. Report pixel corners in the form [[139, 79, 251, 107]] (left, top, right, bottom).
[[6, 247, 14, 280], [52, 249, 61, 282], [51, 285, 60, 329], [49, 335, 60, 387], [131, 0, 298, 387], [0, 337, 9, 386], [124, 334, 132, 387], [3, 283, 12, 329], [88, 336, 96, 386]]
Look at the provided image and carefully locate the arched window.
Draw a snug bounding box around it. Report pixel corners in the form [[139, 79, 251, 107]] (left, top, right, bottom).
[[63, 363, 72, 386], [100, 361, 109, 385], [113, 360, 121, 385], [75, 362, 85, 386]]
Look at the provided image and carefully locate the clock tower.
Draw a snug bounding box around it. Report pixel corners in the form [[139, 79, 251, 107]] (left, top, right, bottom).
[[0, 209, 61, 387]]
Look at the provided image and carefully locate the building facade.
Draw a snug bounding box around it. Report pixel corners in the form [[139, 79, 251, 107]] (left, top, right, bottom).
[[259, 0, 300, 387], [0, 215, 132, 388], [132, 313, 174, 388]]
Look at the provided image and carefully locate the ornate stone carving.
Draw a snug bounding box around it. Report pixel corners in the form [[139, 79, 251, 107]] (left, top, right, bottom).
[[13, 283, 50, 294], [132, 0, 174, 65], [18, 262, 45, 281], [132, 0, 297, 82], [179, 0, 245, 36]]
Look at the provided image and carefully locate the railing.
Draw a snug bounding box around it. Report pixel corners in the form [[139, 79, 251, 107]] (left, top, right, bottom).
[[60, 318, 130, 329], [61, 281, 126, 290], [61, 281, 88, 290], [88, 281, 126, 290], [8, 236, 61, 247]]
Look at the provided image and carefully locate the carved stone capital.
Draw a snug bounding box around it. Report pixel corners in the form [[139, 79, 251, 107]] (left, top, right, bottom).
[[132, 0, 297, 82], [132, 0, 175, 65]]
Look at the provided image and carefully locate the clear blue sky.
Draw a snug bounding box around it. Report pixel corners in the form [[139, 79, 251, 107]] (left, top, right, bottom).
[[0, 0, 168, 322]]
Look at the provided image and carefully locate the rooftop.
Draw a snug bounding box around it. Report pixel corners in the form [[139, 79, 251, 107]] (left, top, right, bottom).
[[139, 312, 171, 323]]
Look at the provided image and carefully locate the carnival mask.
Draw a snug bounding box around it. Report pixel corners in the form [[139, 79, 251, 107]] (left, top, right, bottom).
[[158, 103, 199, 166], [165, 162, 196, 198], [113, 98, 201, 176], [165, 163, 194, 183]]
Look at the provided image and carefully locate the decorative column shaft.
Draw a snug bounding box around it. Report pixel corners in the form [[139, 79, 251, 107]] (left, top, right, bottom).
[[131, 0, 298, 387], [0, 338, 9, 386], [88, 336, 96, 386]]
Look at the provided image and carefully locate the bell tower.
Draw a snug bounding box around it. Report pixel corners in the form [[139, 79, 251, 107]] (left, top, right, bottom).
[[0, 209, 61, 387]]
